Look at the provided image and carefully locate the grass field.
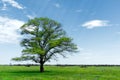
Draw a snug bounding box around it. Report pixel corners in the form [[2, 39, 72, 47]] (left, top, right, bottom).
[[0, 65, 120, 80]]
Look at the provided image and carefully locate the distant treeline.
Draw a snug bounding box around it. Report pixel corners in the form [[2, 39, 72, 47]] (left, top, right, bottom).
[[1, 64, 120, 67], [56, 64, 120, 67]]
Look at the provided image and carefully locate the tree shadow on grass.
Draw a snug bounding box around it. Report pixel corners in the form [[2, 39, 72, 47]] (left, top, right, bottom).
[[7, 70, 68, 77], [4, 70, 54, 77], [10, 70, 51, 74]]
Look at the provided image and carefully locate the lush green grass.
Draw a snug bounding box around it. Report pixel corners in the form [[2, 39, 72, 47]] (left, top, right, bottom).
[[0, 65, 120, 80]]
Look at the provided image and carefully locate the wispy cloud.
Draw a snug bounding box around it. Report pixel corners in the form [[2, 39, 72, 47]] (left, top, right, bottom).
[[54, 3, 60, 8], [82, 20, 109, 29], [2, 0, 24, 10], [76, 9, 82, 13], [116, 32, 120, 35], [1, 2, 7, 10], [0, 16, 24, 43], [26, 15, 35, 19]]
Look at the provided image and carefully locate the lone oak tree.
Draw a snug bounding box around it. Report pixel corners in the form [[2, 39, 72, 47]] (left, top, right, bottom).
[[12, 17, 77, 72]]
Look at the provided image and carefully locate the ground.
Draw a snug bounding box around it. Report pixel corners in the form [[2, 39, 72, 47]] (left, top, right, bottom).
[[0, 65, 120, 80]]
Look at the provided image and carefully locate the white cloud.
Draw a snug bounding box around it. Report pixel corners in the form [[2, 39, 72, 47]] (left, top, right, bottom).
[[24, 25, 36, 32], [54, 3, 60, 8], [82, 20, 109, 29], [0, 16, 24, 43], [2, 0, 24, 9]]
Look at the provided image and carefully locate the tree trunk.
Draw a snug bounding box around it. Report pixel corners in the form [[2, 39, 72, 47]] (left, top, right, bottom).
[[40, 62, 44, 72], [39, 56, 44, 72]]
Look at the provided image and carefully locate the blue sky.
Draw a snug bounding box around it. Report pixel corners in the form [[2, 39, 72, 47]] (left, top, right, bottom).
[[0, 0, 120, 64]]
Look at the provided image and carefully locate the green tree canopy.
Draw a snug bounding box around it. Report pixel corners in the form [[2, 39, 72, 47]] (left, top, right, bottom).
[[12, 17, 77, 72]]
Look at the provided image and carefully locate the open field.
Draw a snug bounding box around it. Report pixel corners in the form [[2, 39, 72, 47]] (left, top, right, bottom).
[[0, 65, 120, 80]]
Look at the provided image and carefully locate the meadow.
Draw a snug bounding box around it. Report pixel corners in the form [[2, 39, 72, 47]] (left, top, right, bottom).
[[0, 65, 120, 80]]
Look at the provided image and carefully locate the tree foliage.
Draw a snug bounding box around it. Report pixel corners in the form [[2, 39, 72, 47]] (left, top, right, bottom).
[[12, 17, 77, 72]]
